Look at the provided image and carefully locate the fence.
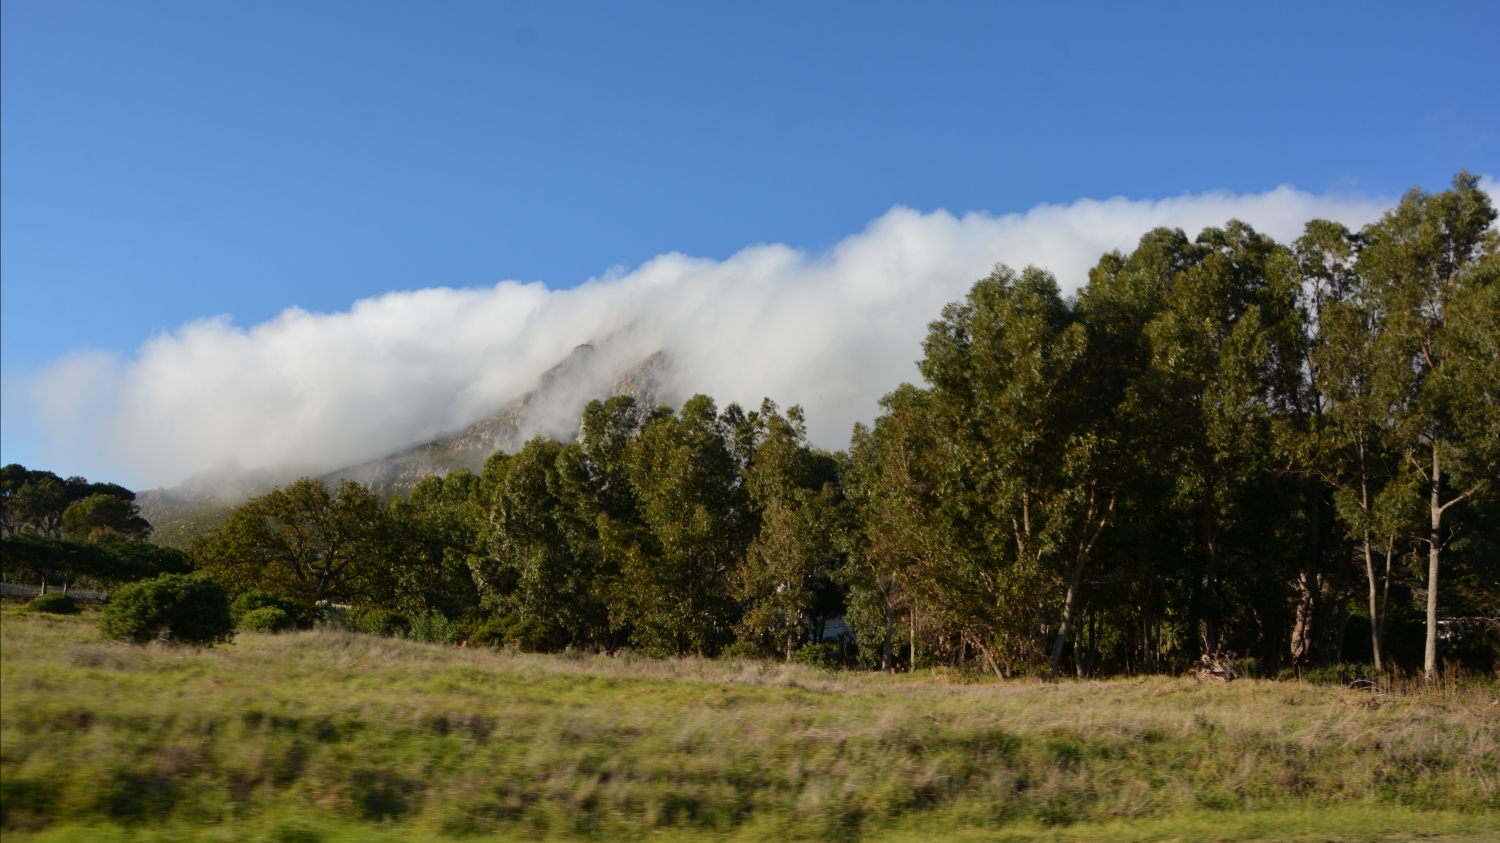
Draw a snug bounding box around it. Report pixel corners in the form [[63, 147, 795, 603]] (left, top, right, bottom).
[[1, 582, 109, 602]]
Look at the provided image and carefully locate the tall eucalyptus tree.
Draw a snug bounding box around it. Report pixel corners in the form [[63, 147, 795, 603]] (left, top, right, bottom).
[[1357, 172, 1499, 679]]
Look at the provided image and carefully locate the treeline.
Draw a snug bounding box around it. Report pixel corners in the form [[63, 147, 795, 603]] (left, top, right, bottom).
[[183, 172, 1500, 678], [1, 465, 188, 589], [11, 173, 1498, 679]]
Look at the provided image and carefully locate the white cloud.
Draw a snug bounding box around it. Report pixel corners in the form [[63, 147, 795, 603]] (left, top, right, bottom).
[[20, 186, 1398, 489]]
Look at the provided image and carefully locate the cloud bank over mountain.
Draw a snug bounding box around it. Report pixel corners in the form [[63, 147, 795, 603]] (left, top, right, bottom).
[[18, 186, 1402, 489]]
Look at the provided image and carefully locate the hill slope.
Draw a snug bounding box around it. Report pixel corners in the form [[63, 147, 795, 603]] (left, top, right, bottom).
[[136, 346, 674, 546]]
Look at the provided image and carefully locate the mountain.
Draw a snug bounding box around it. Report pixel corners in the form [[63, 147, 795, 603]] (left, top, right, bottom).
[[323, 345, 673, 497], [135, 346, 675, 547]]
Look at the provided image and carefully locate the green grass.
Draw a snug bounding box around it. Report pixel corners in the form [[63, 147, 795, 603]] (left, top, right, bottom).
[[3, 607, 1498, 841]]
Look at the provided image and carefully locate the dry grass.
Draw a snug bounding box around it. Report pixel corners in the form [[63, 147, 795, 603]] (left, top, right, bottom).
[[3, 607, 1497, 841]]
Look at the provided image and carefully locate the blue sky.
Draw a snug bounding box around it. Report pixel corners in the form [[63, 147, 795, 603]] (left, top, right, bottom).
[[3, 1, 1497, 484]]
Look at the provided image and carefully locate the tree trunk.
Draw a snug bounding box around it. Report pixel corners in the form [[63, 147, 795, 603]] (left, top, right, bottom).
[[1050, 489, 1113, 678], [975, 640, 1005, 679], [909, 603, 917, 672], [1051, 547, 1089, 677], [1083, 613, 1099, 679], [1142, 589, 1154, 670], [1204, 510, 1222, 656], [882, 603, 894, 672], [1290, 570, 1314, 664], [1326, 539, 1351, 665], [1072, 625, 1083, 678], [1362, 527, 1383, 671], [1424, 438, 1442, 681], [1378, 537, 1394, 657], [1292, 480, 1322, 665]]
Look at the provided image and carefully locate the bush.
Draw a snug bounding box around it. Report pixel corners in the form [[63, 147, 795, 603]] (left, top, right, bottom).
[[239, 606, 294, 633], [99, 573, 234, 646], [402, 611, 461, 644], [343, 607, 410, 637], [231, 591, 308, 628], [26, 592, 80, 615], [789, 642, 840, 670], [465, 613, 562, 651], [467, 614, 513, 648], [720, 640, 762, 660]]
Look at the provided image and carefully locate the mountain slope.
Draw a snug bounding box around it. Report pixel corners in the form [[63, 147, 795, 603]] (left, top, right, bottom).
[[136, 346, 674, 546], [325, 345, 673, 497]]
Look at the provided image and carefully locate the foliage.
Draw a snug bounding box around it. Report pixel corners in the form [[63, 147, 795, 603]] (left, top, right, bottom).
[[788, 641, 840, 669], [735, 400, 846, 660], [1355, 171, 1499, 677], [340, 606, 411, 637], [607, 395, 753, 656], [1, 464, 143, 540], [25, 593, 79, 615], [59, 494, 152, 543], [401, 610, 462, 644], [719, 639, 762, 660], [237, 605, 293, 632], [193, 478, 391, 606], [230, 591, 308, 628], [97, 573, 234, 646], [1, 534, 190, 590]]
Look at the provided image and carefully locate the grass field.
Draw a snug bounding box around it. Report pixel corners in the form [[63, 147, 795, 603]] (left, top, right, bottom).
[[2, 607, 1497, 842]]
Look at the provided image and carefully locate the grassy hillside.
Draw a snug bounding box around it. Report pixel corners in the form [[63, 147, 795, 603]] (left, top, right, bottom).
[[2, 608, 1497, 842]]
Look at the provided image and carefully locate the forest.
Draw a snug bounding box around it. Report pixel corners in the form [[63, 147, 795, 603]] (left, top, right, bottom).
[[4, 172, 1497, 681]]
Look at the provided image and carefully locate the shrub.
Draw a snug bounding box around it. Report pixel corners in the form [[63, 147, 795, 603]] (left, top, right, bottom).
[[344, 607, 410, 637], [231, 591, 308, 628], [239, 606, 294, 633], [789, 642, 840, 670], [720, 640, 762, 660], [467, 614, 513, 648], [401, 611, 460, 644], [26, 592, 80, 615], [464, 614, 563, 651], [99, 573, 234, 646]]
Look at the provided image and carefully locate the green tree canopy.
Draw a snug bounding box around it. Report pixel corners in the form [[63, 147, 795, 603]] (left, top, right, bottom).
[[193, 478, 391, 607], [61, 493, 153, 543]]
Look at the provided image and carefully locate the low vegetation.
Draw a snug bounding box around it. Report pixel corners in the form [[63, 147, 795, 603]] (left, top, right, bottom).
[[96, 573, 233, 646], [24, 593, 78, 615], [3, 609, 1497, 841]]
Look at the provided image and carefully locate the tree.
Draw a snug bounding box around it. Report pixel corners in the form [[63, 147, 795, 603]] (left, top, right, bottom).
[[2, 464, 143, 539], [8, 473, 68, 538], [549, 394, 653, 650], [1294, 219, 1406, 670], [1137, 223, 1305, 661], [469, 439, 608, 649], [1358, 172, 1499, 679], [385, 469, 483, 621], [193, 478, 390, 607], [735, 400, 845, 659], [1, 533, 190, 590], [60, 493, 153, 543], [840, 386, 944, 671], [609, 395, 750, 656], [919, 265, 1125, 677]]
